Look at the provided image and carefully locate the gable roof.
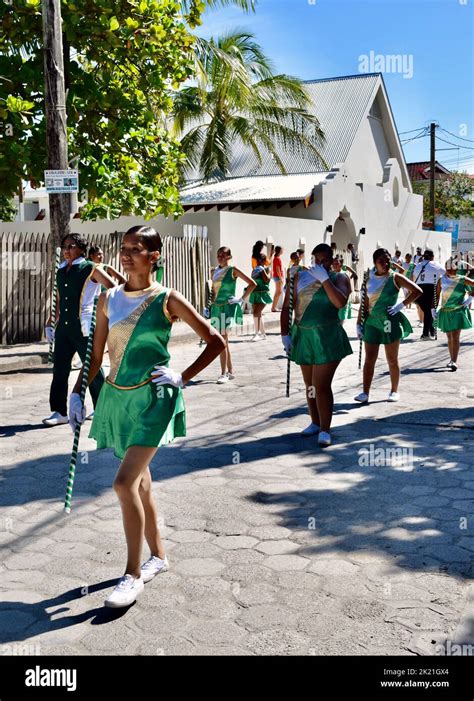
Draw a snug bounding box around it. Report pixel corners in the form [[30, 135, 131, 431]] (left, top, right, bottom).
[[407, 161, 451, 180], [217, 73, 382, 179], [182, 72, 411, 203]]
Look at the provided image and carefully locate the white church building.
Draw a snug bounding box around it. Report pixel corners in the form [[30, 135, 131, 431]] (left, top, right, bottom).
[[159, 72, 451, 270]]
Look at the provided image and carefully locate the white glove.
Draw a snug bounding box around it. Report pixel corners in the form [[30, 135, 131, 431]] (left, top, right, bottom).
[[282, 335, 292, 354], [356, 324, 364, 340], [45, 326, 55, 343], [202, 308, 210, 319], [151, 365, 184, 389], [308, 264, 329, 283], [387, 302, 405, 316], [68, 392, 86, 432], [228, 296, 244, 307], [431, 308, 438, 320], [462, 297, 472, 309]]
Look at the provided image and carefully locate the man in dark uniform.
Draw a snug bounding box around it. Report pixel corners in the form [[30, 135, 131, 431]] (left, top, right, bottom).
[[43, 233, 116, 426]]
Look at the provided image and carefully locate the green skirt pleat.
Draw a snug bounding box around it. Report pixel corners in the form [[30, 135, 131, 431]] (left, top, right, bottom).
[[290, 323, 353, 365], [249, 290, 272, 305], [363, 312, 412, 345], [438, 308, 472, 332], [210, 302, 243, 332], [89, 381, 186, 460]]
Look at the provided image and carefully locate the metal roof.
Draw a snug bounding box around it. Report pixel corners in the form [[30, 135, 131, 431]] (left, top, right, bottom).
[[184, 73, 381, 182], [180, 173, 329, 206]]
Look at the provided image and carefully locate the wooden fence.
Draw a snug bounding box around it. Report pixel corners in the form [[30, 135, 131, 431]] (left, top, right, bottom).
[[0, 226, 210, 345]]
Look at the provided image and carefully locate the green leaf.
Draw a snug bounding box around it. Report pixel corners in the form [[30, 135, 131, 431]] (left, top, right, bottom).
[[109, 17, 120, 31]]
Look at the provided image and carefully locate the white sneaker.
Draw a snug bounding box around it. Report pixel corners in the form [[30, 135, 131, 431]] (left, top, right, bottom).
[[42, 412, 68, 426], [141, 555, 170, 583], [217, 374, 229, 384], [354, 392, 369, 403], [104, 574, 144, 608], [251, 334, 261, 342], [318, 431, 332, 447], [227, 372, 235, 380], [260, 333, 267, 340], [301, 422, 320, 436], [387, 391, 400, 402], [447, 360, 457, 371]]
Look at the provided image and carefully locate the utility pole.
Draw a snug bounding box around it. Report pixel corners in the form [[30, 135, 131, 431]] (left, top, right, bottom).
[[42, 0, 70, 250], [429, 122, 436, 230]]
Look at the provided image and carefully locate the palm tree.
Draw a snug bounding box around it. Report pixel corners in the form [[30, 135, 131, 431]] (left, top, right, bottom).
[[173, 30, 326, 182]]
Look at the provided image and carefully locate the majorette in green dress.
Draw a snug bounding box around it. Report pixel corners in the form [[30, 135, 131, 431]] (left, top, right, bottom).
[[363, 270, 412, 345], [437, 274, 472, 333], [338, 265, 353, 321], [89, 283, 186, 459], [290, 269, 353, 365], [249, 265, 272, 305], [209, 265, 243, 333]]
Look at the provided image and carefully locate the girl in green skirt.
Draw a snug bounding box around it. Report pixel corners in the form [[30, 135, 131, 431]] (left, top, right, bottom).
[[433, 259, 474, 371], [69, 226, 225, 608], [207, 246, 255, 383], [249, 252, 272, 341], [354, 248, 422, 404], [281, 243, 353, 447]]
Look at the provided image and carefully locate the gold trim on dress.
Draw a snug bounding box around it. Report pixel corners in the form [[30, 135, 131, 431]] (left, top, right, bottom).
[[122, 282, 161, 298], [162, 288, 176, 323], [441, 276, 458, 308], [212, 266, 230, 303], [107, 289, 163, 383], [368, 272, 391, 314], [106, 377, 152, 390], [295, 278, 321, 325]]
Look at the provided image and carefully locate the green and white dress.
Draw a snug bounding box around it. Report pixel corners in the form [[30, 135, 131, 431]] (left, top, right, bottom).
[[89, 283, 186, 459], [338, 265, 353, 321], [363, 270, 412, 345], [209, 266, 243, 333], [249, 266, 272, 305], [437, 274, 472, 332], [290, 269, 353, 365]]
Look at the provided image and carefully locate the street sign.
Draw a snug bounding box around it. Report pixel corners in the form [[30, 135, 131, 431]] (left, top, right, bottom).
[[44, 169, 79, 194]]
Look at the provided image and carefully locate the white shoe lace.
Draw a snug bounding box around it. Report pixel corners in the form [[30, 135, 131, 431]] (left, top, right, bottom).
[[115, 575, 135, 591]]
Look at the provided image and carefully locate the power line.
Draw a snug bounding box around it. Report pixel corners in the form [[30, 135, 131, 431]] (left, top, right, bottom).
[[439, 127, 474, 144], [401, 130, 429, 145], [399, 126, 427, 135], [436, 135, 474, 151]]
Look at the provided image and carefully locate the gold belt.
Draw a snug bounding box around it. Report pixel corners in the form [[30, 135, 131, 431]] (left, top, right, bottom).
[[106, 377, 152, 390], [441, 305, 464, 313]]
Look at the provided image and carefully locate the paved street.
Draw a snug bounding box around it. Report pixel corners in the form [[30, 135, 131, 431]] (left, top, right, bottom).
[[1, 309, 473, 656]]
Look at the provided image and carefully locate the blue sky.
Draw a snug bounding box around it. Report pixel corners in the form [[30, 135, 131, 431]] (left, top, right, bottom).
[[198, 0, 474, 172]]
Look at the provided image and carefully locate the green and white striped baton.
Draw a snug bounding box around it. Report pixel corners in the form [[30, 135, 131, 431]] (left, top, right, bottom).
[[47, 247, 61, 365], [433, 272, 438, 340], [286, 268, 297, 398], [359, 269, 370, 370], [200, 278, 213, 347], [64, 298, 98, 514]]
